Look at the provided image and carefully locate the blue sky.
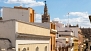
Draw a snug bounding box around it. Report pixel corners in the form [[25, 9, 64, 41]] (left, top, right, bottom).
[[0, 0, 91, 27]]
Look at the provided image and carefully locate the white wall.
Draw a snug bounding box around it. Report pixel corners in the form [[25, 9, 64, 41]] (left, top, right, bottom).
[[3, 7, 30, 22], [16, 39, 50, 51], [52, 21, 64, 31], [16, 40, 50, 44], [70, 27, 78, 38], [0, 20, 16, 48]]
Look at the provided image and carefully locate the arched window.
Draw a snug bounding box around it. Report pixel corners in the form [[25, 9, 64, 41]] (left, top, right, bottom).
[[45, 46, 47, 51], [36, 47, 39, 51], [27, 47, 29, 51], [18, 48, 20, 51], [22, 48, 26, 51]]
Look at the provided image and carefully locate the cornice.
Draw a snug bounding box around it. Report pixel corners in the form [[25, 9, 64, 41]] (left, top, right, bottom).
[[17, 33, 50, 40]]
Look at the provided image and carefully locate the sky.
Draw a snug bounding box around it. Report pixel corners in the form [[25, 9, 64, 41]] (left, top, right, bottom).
[[0, 0, 91, 28]]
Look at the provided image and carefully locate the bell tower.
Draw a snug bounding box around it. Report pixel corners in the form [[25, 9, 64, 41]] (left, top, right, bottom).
[[42, 1, 50, 23]]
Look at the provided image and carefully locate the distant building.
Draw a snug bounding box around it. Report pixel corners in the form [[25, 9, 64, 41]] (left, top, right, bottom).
[[2, 6, 35, 23], [80, 28, 91, 51], [65, 24, 79, 38], [78, 28, 84, 51], [54, 23, 79, 51], [80, 28, 91, 40]]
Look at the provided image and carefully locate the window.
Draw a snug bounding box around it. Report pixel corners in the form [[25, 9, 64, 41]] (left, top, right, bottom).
[[59, 35, 61, 37], [22, 48, 26, 51], [51, 23, 52, 29], [27, 47, 29, 51], [65, 30, 68, 32], [46, 18, 48, 20], [53, 24, 55, 29], [45, 46, 47, 51], [51, 37, 52, 50], [18, 48, 20, 51], [51, 45, 52, 50], [53, 45, 55, 50], [53, 37, 55, 50], [36, 47, 39, 51]]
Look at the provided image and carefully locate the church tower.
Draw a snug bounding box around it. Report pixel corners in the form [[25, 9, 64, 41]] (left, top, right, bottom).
[[42, 1, 50, 23]]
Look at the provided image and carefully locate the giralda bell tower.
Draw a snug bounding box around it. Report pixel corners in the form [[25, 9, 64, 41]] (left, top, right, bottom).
[[42, 1, 50, 23]]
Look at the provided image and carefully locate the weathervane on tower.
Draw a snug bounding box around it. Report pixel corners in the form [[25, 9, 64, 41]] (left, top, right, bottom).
[[44, 0, 46, 3]]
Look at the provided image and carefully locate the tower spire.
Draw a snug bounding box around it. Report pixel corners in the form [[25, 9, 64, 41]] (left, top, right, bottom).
[[42, 0, 50, 23], [44, 0, 48, 15]]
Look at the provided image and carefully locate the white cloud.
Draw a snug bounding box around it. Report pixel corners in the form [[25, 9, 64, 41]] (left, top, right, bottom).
[[61, 12, 91, 28], [53, 18, 62, 23], [4, 0, 44, 7], [25, 1, 45, 7], [35, 13, 41, 23], [69, 12, 88, 18]]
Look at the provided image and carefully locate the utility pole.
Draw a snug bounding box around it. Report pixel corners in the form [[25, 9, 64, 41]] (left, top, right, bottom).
[[67, 13, 70, 28]]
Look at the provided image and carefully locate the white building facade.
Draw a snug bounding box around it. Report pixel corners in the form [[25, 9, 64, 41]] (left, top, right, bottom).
[[0, 19, 50, 51], [53, 21, 79, 51]]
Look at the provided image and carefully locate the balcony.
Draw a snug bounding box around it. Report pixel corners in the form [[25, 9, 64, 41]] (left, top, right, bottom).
[[58, 31, 74, 37]]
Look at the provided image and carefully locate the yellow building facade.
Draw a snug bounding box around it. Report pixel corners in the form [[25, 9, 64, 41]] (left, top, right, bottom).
[[50, 22, 57, 51], [73, 38, 78, 51]]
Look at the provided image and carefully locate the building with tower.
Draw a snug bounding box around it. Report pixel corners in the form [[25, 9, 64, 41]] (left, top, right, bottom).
[[0, 1, 57, 51], [0, 6, 51, 51], [41, 1, 57, 51], [42, 1, 50, 23]]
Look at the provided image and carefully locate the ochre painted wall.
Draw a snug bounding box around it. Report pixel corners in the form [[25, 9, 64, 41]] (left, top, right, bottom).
[[29, 8, 34, 23], [50, 33, 56, 51], [73, 39, 78, 51], [50, 23, 56, 51]]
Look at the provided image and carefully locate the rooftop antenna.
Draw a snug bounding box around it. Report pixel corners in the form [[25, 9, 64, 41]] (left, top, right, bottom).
[[67, 13, 70, 28]]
